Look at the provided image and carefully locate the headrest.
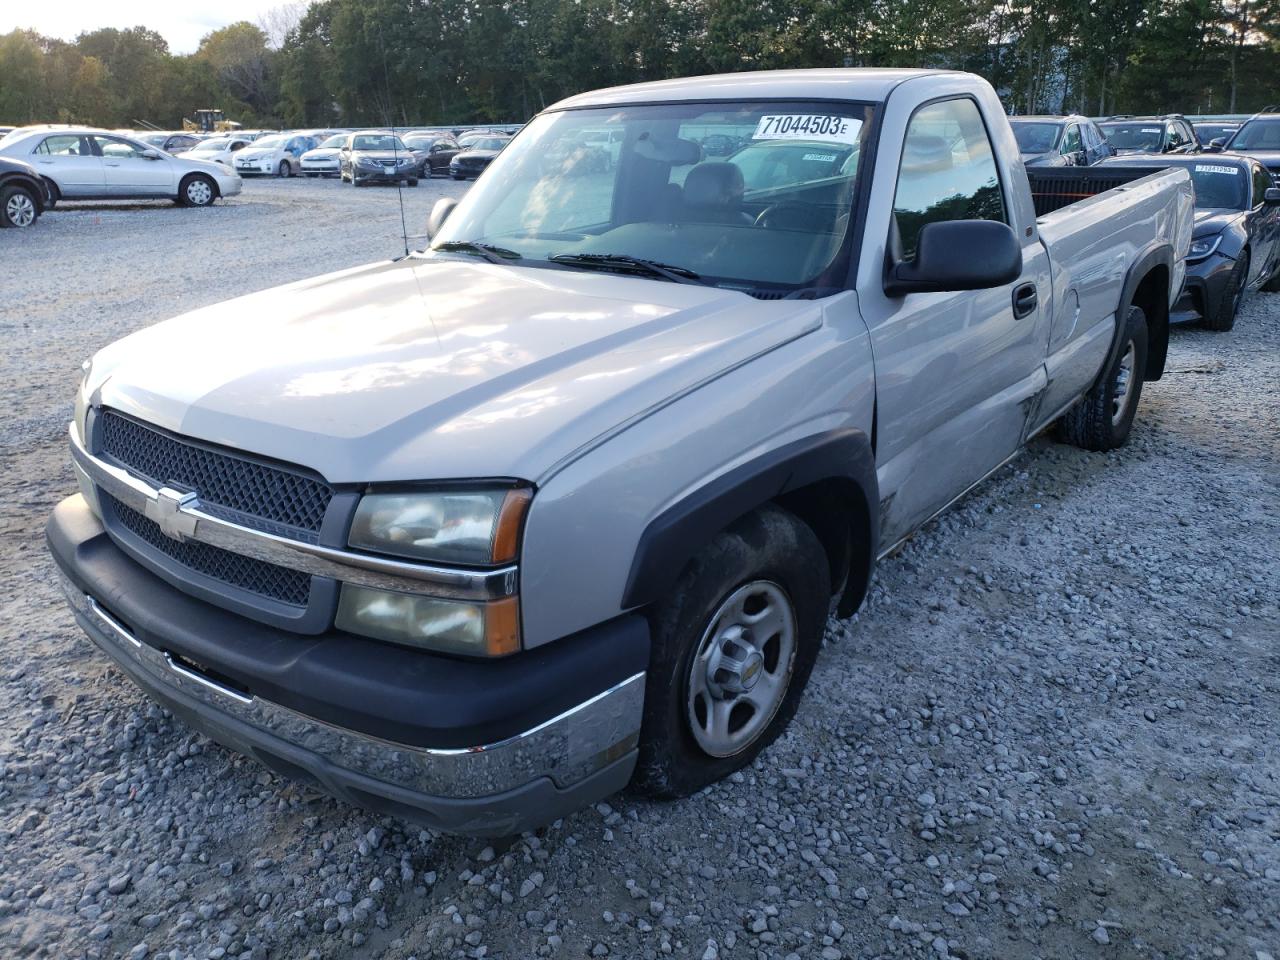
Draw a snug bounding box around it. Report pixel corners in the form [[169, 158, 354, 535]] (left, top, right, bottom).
[[683, 162, 746, 207]]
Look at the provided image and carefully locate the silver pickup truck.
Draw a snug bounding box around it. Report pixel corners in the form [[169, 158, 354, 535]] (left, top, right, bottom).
[[49, 69, 1193, 836]]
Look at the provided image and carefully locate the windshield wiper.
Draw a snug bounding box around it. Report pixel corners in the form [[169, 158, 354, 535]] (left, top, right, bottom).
[[549, 253, 708, 286], [431, 240, 522, 264]]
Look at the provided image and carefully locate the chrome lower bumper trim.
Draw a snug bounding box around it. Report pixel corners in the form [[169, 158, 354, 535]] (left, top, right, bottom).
[[69, 422, 516, 601], [60, 573, 644, 798]]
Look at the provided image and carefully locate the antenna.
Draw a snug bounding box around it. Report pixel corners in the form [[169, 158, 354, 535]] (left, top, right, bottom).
[[376, 21, 411, 258]]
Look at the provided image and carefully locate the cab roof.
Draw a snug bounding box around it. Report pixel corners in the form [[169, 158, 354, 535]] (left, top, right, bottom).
[[547, 68, 954, 111]]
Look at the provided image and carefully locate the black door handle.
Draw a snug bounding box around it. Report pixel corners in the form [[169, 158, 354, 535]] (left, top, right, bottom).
[[1012, 282, 1038, 319]]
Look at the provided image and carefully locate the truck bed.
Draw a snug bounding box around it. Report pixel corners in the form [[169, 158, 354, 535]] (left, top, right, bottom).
[[1026, 165, 1175, 217]]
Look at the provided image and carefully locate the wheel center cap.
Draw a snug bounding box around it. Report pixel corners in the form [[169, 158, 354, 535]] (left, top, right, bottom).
[[708, 632, 765, 698]]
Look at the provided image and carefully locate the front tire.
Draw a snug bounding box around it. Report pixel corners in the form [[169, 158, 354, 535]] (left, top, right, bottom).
[[0, 184, 39, 227], [277, 160, 292, 178], [630, 505, 830, 798], [178, 174, 216, 208], [1057, 304, 1148, 451], [1202, 251, 1248, 331]]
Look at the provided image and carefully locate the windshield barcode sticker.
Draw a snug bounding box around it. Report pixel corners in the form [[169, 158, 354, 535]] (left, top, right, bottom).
[[1195, 164, 1238, 175], [753, 115, 862, 145]]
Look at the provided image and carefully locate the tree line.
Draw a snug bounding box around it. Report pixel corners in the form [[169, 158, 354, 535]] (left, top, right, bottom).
[[1, 0, 1277, 131]]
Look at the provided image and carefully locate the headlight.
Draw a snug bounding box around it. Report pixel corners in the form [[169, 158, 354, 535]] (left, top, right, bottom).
[[349, 488, 531, 565], [1188, 234, 1222, 262], [74, 358, 92, 444], [397, 157, 413, 166], [336, 587, 518, 656], [358, 157, 380, 167]]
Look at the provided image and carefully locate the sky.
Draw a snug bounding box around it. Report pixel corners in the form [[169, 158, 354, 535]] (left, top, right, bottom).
[[1, 0, 290, 54]]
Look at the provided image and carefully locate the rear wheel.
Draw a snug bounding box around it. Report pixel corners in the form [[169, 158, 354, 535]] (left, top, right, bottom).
[[1203, 251, 1249, 331], [1057, 305, 1148, 451], [0, 184, 39, 227], [178, 174, 216, 207], [630, 505, 830, 798]]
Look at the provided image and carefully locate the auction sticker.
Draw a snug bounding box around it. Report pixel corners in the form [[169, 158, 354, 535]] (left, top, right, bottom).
[[1195, 164, 1238, 175], [753, 115, 862, 145]]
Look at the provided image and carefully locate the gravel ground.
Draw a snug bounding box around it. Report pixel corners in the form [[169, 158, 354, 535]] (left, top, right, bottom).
[[2, 178, 1278, 960]]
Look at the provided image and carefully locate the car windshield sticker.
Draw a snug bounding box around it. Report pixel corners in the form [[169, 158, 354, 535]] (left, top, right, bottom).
[[802, 153, 838, 162], [1141, 127, 1160, 133], [753, 115, 862, 145], [1195, 164, 1238, 175]]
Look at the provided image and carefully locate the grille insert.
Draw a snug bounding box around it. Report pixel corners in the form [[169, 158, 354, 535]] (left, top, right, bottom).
[[98, 411, 333, 539], [105, 492, 312, 607]]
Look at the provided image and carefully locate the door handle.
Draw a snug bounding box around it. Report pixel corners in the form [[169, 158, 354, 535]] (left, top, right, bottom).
[[1012, 282, 1038, 319]]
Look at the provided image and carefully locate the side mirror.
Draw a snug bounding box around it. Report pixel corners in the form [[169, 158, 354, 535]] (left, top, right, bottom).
[[1264, 187, 1280, 205], [885, 220, 1022, 296], [426, 198, 458, 240], [1208, 137, 1227, 152], [141, 148, 162, 160]]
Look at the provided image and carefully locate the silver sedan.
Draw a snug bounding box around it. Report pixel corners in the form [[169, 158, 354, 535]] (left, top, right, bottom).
[[0, 126, 242, 207]]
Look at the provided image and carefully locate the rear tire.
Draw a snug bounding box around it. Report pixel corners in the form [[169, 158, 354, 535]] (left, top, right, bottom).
[[0, 184, 39, 227], [629, 505, 830, 799], [1203, 251, 1248, 331], [1057, 305, 1148, 451]]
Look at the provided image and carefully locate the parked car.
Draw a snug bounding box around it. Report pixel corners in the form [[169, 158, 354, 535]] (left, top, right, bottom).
[[1008, 115, 1114, 166], [0, 155, 49, 227], [1220, 113, 1280, 179], [1101, 153, 1280, 328], [449, 136, 510, 180], [1193, 121, 1240, 148], [0, 127, 241, 207], [175, 136, 252, 168], [338, 131, 419, 186], [299, 134, 348, 178], [456, 129, 508, 149], [402, 133, 461, 178], [137, 131, 207, 154], [1097, 115, 1201, 155], [51, 68, 1192, 836], [233, 134, 316, 177]]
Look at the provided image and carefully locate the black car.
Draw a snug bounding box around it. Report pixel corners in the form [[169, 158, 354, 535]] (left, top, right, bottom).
[[0, 155, 48, 228], [1097, 115, 1201, 155], [1101, 154, 1280, 330], [338, 131, 420, 187], [402, 134, 461, 177], [1008, 115, 1114, 166], [1219, 114, 1280, 180], [449, 136, 511, 180]]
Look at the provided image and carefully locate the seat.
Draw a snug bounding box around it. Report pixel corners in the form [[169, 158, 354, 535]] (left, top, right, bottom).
[[681, 162, 753, 225]]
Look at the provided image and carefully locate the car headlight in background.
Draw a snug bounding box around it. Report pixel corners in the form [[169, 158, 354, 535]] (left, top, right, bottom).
[[339, 487, 532, 656], [1188, 235, 1222, 262], [349, 488, 531, 565]]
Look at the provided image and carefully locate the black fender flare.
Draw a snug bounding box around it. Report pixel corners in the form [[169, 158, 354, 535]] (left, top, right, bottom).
[[621, 428, 879, 615], [0, 172, 47, 212], [1101, 243, 1173, 385]]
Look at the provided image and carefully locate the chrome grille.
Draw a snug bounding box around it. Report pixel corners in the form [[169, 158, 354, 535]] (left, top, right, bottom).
[[98, 411, 333, 541], [104, 492, 312, 607]]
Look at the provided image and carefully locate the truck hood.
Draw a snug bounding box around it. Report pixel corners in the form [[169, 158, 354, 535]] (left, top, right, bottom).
[[88, 258, 824, 484]]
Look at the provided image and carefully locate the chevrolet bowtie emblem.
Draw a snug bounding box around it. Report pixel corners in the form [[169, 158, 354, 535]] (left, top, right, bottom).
[[144, 487, 200, 541]]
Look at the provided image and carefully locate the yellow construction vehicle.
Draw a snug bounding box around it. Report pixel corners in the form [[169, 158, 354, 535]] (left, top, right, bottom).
[[182, 109, 242, 133]]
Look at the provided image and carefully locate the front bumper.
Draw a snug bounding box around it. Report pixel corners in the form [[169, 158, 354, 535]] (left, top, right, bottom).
[[48, 495, 647, 835], [216, 175, 243, 198], [1173, 252, 1236, 323], [234, 160, 276, 177], [354, 165, 416, 182]]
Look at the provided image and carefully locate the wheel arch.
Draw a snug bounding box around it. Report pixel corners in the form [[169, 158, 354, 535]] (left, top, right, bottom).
[[622, 428, 879, 619], [179, 171, 220, 200], [1110, 245, 1172, 383], [0, 173, 46, 212]]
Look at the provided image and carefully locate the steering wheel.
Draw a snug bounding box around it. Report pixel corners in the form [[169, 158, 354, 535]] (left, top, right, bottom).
[[754, 201, 822, 231]]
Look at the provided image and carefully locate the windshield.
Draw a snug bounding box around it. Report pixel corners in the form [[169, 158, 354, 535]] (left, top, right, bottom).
[[319, 134, 345, 148], [465, 137, 508, 152], [192, 139, 228, 151], [1009, 122, 1062, 154], [353, 134, 408, 151], [253, 136, 285, 150], [1229, 117, 1280, 150], [429, 101, 872, 292], [1195, 124, 1237, 143], [1188, 162, 1249, 209], [1099, 122, 1164, 151]]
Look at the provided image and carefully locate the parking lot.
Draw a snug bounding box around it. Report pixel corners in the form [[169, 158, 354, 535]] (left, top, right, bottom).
[[2, 177, 1278, 959]]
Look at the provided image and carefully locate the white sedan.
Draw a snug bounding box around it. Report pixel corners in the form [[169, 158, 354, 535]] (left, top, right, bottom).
[[176, 136, 253, 168], [232, 134, 315, 178], [299, 134, 347, 177], [0, 126, 241, 207]]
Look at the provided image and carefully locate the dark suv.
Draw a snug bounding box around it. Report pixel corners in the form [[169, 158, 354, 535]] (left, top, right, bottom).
[[1008, 115, 1114, 166], [1098, 115, 1201, 155]]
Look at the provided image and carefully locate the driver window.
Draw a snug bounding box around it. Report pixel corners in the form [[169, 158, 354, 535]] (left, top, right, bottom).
[[893, 98, 1007, 260], [1253, 164, 1272, 206], [1061, 125, 1082, 154], [94, 137, 145, 159]]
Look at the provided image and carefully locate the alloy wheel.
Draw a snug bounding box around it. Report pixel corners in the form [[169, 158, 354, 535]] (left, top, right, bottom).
[[6, 191, 36, 227]]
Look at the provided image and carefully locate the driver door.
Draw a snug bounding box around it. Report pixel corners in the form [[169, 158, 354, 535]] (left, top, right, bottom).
[[94, 136, 174, 196]]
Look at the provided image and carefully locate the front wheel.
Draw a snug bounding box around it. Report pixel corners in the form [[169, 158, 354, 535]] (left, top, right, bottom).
[[0, 184, 39, 227], [1202, 251, 1248, 331], [178, 174, 216, 208], [1057, 305, 1148, 451], [630, 505, 830, 798], [277, 160, 292, 178]]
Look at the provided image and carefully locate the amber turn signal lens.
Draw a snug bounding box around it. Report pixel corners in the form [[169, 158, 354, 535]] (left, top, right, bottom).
[[491, 488, 532, 564]]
